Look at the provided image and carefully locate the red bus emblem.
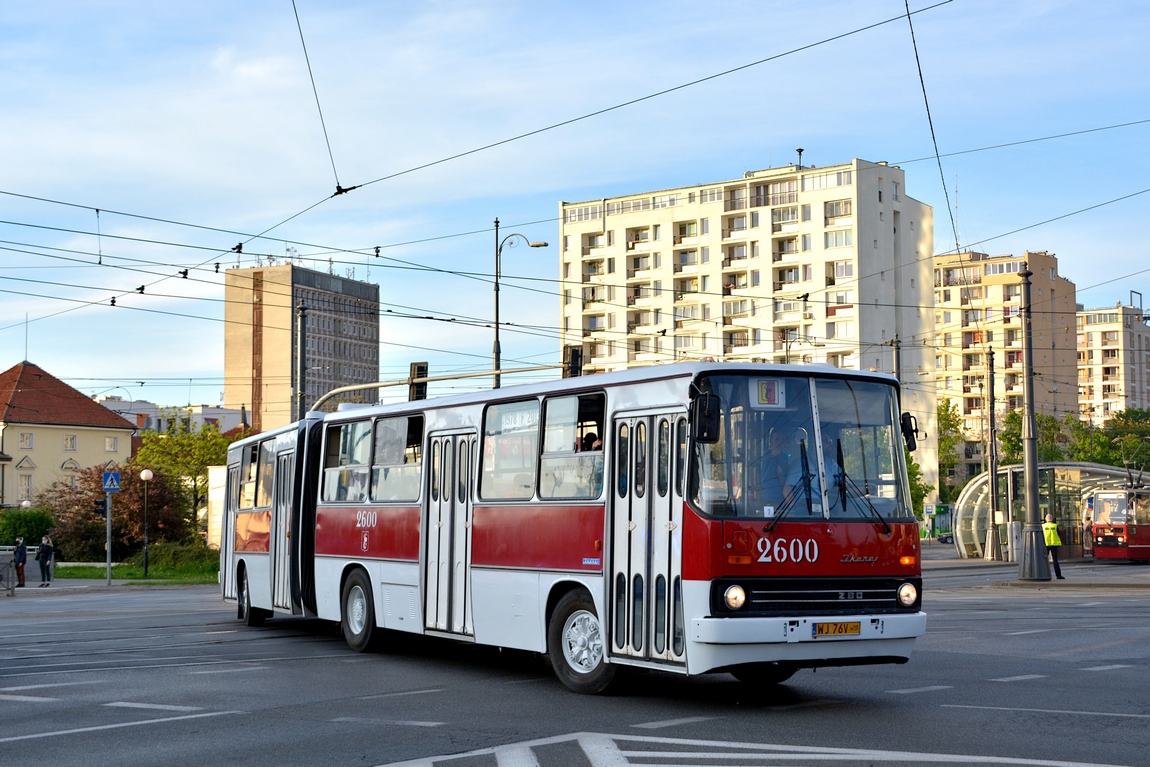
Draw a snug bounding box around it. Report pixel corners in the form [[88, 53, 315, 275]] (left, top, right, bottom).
[[360, 531, 370, 552]]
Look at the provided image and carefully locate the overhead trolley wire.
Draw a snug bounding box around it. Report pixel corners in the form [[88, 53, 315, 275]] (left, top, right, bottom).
[[291, 0, 344, 192]]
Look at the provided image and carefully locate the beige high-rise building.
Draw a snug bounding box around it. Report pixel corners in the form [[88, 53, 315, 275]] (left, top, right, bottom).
[[933, 250, 1077, 486], [558, 158, 938, 497], [224, 264, 379, 432], [1076, 303, 1150, 426]]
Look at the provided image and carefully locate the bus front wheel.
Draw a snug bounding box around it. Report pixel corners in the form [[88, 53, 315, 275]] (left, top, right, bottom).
[[341, 569, 378, 652], [547, 590, 615, 694], [239, 570, 268, 627]]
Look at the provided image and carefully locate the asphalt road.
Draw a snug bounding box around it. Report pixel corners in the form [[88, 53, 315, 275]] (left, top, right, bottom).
[[2, 561, 1148, 767]]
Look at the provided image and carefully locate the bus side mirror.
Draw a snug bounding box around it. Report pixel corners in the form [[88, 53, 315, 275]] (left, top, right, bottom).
[[901, 412, 918, 452], [691, 393, 721, 444]]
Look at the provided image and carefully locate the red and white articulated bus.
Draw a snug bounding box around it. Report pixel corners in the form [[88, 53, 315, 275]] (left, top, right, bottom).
[[221, 362, 926, 693], [1092, 488, 1150, 562]]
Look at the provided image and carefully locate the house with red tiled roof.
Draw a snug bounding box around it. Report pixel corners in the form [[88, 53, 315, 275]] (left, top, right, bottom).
[[0, 361, 135, 506]]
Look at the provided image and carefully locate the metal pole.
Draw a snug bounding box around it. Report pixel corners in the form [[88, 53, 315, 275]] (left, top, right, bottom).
[[143, 479, 149, 577], [297, 301, 308, 418], [105, 490, 113, 586], [1019, 263, 1052, 580], [985, 348, 1003, 560], [493, 217, 501, 389], [892, 335, 901, 380]]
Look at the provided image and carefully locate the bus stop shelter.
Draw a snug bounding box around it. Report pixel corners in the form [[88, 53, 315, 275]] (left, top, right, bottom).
[[952, 462, 1136, 560]]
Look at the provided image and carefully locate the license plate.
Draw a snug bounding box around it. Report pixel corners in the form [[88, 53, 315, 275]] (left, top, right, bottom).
[[813, 621, 861, 638]]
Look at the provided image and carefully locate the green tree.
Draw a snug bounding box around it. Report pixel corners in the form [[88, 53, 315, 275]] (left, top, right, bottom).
[[0, 506, 54, 546], [936, 398, 964, 503], [135, 422, 232, 529], [997, 410, 1065, 464], [905, 449, 934, 520]]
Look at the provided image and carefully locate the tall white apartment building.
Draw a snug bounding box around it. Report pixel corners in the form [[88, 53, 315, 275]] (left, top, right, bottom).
[[1077, 303, 1150, 426], [558, 158, 938, 497]]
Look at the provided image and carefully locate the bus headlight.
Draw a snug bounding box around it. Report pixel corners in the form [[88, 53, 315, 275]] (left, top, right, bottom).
[[724, 585, 746, 610], [897, 582, 918, 607]]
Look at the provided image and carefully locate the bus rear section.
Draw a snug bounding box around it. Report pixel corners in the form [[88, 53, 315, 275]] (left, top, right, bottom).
[[675, 371, 925, 682], [1092, 490, 1150, 562]]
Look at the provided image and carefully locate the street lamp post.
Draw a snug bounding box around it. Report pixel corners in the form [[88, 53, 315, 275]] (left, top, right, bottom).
[[140, 469, 153, 578], [493, 217, 548, 389]]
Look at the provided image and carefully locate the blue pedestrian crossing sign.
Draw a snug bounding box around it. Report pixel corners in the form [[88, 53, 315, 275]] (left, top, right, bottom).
[[102, 472, 121, 492]]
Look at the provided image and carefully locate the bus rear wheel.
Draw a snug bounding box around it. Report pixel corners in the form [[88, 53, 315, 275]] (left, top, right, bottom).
[[731, 662, 798, 686], [548, 590, 615, 694], [239, 570, 269, 627], [341, 569, 378, 652]]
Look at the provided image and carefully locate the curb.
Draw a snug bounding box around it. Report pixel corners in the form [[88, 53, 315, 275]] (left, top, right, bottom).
[[992, 581, 1150, 590]]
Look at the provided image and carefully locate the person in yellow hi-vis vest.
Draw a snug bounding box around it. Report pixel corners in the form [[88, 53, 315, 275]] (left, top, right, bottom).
[[1042, 514, 1065, 580]]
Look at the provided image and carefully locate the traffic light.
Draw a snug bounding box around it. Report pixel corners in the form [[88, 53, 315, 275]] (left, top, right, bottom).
[[93, 498, 107, 518], [409, 362, 428, 401], [563, 345, 583, 378]]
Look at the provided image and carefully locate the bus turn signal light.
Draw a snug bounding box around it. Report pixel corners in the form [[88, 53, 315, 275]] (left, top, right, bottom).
[[727, 555, 752, 565], [899, 556, 916, 566]]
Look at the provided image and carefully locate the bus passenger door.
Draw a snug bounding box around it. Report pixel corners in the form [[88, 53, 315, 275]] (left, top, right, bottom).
[[609, 411, 686, 665], [270, 451, 295, 611], [221, 465, 239, 600], [424, 431, 475, 635]]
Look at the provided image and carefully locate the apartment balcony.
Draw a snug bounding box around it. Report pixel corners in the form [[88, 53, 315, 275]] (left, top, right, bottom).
[[752, 192, 797, 207], [962, 385, 973, 393], [581, 298, 605, 310], [626, 239, 650, 252], [826, 304, 853, 318], [628, 350, 663, 363], [771, 221, 799, 234], [722, 227, 748, 240], [1008, 383, 1023, 392], [1102, 375, 1120, 382], [626, 268, 652, 281], [824, 215, 853, 227], [626, 294, 651, 307], [774, 281, 801, 293], [771, 251, 799, 263], [723, 255, 749, 269], [673, 262, 699, 275], [673, 290, 699, 303], [724, 198, 746, 211]]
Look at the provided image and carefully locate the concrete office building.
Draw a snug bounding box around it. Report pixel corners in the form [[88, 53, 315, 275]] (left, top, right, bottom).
[[558, 158, 938, 498], [224, 264, 380, 432], [1077, 303, 1150, 425], [932, 250, 1077, 486]]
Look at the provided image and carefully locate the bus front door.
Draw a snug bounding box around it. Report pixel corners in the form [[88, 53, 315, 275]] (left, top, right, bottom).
[[270, 451, 295, 611], [221, 464, 239, 601], [424, 432, 476, 636], [610, 412, 687, 665]]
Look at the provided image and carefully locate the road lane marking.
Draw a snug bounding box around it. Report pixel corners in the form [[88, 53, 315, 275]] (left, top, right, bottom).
[[944, 704, 1150, 720], [494, 744, 541, 767], [370, 731, 1137, 767], [505, 677, 549, 684], [0, 694, 57, 702], [104, 702, 204, 712], [1081, 664, 1132, 671], [0, 711, 240, 743], [0, 681, 106, 691], [631, 717, 714, 730], [187, 666, 268, 675], [331, 717, 444, 727], [1005, 629, 1053, 635], [1076, 602, 1106, 606], [358, 688, 442, 700], [990, 674, 1046, 682], [886, 685, 953, 694]]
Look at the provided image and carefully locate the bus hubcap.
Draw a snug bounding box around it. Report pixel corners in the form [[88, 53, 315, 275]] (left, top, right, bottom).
[[347, 585, 367, 635], [562, 610, 602, 673]]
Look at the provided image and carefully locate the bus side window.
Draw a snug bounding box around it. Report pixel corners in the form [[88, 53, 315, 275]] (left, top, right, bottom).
[[675, 417, 688, 498], [480, 399, 540, 501], [322, 420, 372, 503], [539, 393, 605, 500], [239, 444, 259, 510], [617, 423, 630, 498], [255, 440, 276, 508], [371, 415, 423, 502]]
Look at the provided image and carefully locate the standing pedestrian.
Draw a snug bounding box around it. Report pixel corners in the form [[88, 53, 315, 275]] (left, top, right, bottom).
[[35, 535, 53, 587], [1082, 516, 1094, 557], [13, 536, 26, 588], [1042, 514, 1065, 580]]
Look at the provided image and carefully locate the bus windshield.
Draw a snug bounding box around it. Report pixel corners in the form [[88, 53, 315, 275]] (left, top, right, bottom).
[[689, 373, 912, 521], [1093, 493, 1128, 525]]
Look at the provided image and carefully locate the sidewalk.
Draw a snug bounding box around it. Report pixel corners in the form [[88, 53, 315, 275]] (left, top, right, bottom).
[[918, 537, 1150, 588]]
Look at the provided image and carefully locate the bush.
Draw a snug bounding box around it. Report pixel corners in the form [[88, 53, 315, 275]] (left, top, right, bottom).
[[124, 540, 219, 576], [0, 507, 54, 546]]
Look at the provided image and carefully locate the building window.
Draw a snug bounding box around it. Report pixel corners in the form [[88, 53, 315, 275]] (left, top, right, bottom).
[[18, 474, 32, 502], [701, 219, 709, 235], [833, 260, 854, 279], [825, 230, 853, 249], [18, 432, 33, 450], [105, 436, 119, 453], [801, 234, 812, 251], [63, 435, 77, 451], [802, 265, 813, 281], [801, 204, 811, 222]]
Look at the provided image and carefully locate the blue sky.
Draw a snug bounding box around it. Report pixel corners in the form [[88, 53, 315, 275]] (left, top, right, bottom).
[[2, 0, 1149, 407]]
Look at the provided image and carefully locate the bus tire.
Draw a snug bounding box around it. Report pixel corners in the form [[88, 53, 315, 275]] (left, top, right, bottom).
[[239, 570, 268, 627], [548, 590, 615, 694], [731, 662, 798, 686], [341, 569, 378, 653]]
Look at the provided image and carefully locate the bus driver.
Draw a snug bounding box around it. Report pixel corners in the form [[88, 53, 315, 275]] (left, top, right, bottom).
[[759, 428, 800, 517]]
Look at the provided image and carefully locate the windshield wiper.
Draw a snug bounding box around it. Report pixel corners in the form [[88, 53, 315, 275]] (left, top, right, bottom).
[[835, 439, 891, 534], [765, 439, 813, 532]]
